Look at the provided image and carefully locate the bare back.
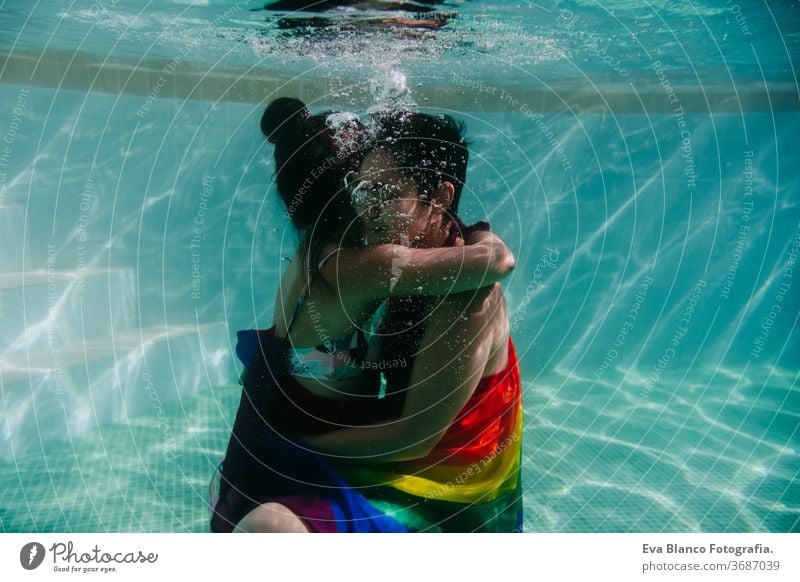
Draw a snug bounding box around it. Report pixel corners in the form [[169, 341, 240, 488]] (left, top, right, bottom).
[[272, 242, 382, 345], [413, 283, 510, 386]]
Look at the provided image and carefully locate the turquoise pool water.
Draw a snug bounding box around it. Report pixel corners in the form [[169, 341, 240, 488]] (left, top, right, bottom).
[[0, 0, 798, 532]]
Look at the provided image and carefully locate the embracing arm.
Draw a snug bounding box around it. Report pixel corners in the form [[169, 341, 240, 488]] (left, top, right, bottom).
[[327, 229, 515, 301], [302, 287, 498, 463]]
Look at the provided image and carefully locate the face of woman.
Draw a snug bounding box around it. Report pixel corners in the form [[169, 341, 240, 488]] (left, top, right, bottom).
[[347, 149, 432, 245]]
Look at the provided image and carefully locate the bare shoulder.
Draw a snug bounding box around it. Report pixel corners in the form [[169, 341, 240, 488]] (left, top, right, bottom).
[[313, 242, 366, 290], [438, 282, 503, 314], [317, 244, 390, 282], [426, 284, 505, 339]]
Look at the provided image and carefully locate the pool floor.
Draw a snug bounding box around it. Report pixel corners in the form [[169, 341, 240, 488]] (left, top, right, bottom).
[[2, 365, 797, 533]]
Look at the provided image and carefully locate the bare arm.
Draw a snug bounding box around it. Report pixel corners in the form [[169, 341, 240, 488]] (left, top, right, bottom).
[[302, 286, 501, 462], [326, 230, 515, 301]]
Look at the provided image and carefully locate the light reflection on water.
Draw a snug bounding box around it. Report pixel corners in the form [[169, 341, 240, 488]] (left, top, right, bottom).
[[0, 0, 798, 532]]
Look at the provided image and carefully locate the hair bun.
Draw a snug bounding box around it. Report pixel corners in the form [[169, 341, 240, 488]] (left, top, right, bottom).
[[261, 97, 311, 144]]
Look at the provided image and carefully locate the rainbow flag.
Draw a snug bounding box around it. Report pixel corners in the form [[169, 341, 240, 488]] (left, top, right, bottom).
[[329, 340, 523, 532], [210, 331, 523, 533]]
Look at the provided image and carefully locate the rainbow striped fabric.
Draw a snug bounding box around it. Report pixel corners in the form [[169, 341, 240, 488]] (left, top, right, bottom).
[[210, 331, 523, 533], [330, 339, 524, 532]]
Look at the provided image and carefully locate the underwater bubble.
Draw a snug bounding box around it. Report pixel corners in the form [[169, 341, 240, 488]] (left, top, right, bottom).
[[366, 67, 417, 115], [369, 69, 408, 102], [326, 111, 358, 129], [326, 111, 364, 152]]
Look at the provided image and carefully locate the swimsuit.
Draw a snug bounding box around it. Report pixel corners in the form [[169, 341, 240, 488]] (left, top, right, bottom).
[[280, 247, 378, 384]]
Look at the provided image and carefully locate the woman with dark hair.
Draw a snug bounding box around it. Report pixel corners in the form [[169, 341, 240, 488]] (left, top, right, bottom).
[[209, 98, 515, 533], [303, 111, 524, 532]]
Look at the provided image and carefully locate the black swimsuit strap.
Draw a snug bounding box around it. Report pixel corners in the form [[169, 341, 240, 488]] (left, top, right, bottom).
[[286, 246, 343, 334]]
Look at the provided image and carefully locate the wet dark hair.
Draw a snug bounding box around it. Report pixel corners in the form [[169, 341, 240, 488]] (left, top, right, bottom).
[[261, 97, 366, 279], [370, 111, 469, 215]]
